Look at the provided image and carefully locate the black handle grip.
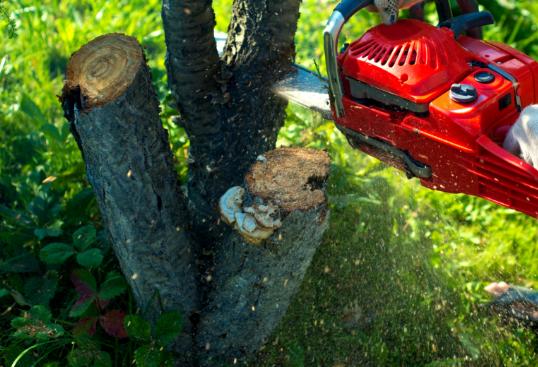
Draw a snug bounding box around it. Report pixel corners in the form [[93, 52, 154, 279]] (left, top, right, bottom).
[[434, 0, 453, 22], [334, 0, 373, 21], [439, 11, 495, 38]]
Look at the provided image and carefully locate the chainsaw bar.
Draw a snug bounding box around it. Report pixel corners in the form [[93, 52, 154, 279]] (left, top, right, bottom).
[[215, 32, 333, 121], [273, 66, 333, 121]]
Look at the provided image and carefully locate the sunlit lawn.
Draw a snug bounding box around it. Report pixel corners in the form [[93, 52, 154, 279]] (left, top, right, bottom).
[[0, 0, 536, 365]]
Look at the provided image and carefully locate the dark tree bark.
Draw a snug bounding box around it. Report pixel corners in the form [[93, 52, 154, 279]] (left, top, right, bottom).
[[60, 34, 199, 359], [197, 148, 330, 365], [162, 0, 226, 233], [61, 2, 327, 366], [163, 0, 302, 239]]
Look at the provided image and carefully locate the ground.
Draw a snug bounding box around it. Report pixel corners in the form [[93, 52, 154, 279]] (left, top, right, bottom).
[[0, 0, 537, 365]]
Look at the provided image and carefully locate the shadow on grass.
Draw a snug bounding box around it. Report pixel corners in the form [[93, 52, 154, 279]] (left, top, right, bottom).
[[258, 115, 537, 365]]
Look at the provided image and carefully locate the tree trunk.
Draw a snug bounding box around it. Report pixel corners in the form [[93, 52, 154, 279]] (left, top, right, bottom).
[[197, 148, 330, 365], [163, 0, 302, 239], [60, 1, 325, 365], [60, 34, 199, 359]]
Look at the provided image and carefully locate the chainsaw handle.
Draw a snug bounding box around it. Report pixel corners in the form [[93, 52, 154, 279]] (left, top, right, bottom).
[[335, 0, 373, 21], [324, 0, 374, 117], [434, 0, 453, 22], [439, 11, 494, 38]]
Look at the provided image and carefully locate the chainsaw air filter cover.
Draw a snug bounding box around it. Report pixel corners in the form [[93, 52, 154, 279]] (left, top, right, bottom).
[[340, 19, 474, 110]]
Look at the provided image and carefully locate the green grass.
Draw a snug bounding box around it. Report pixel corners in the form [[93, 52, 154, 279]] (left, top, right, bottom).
[[1, 0, 537, 365]]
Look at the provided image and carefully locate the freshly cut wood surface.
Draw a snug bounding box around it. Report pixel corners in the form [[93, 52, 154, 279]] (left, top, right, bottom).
[[63, 33, 143, 109], [61, 33, 198, 362], [199, 147, 331, 364], [246, 147, 330, 212]]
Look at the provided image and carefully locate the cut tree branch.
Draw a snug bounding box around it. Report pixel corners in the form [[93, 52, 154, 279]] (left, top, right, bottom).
[[162, 0, 230, 232], [60, 34, 199, 360], [157, 0, 305, 243], [197, 148, 331, 365]]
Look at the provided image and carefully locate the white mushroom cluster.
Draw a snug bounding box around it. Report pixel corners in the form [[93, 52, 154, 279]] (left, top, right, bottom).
[[219, 186, 282, 245]]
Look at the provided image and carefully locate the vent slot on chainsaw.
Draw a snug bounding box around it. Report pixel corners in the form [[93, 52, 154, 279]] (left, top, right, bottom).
[[348, 38, 442, 69]]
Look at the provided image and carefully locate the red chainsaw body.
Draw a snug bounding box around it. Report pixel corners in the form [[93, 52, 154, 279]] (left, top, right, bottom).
[[335, 19, 538, 217]]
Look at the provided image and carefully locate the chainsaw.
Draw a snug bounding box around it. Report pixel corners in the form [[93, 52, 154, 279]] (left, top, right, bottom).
[[275, 0, 538, 218]]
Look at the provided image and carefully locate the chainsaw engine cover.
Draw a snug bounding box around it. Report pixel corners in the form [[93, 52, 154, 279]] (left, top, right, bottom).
[[340, 19, 474, 110], [335, 19, 538, 218]]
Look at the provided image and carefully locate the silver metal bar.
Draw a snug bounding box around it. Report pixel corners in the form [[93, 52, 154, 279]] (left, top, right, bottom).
[[339, 126, 432, 179], [323, 11, 346, 117], [215, 31, 333, 120], [273, 65, 332, 120]]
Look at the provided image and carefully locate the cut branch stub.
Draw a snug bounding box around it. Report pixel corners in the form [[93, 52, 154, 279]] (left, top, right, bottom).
[[60, 33, 198, 360], [246, 148, 330, 212], [201, 147, 331, 365], [63, 33, 143, 111], [220, 147, 330, 245]]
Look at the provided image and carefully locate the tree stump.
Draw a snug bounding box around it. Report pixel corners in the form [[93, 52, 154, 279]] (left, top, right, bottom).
[[60, 32, 331, 366], [198, 147, 331, 365], [60, 34, 199, 357]]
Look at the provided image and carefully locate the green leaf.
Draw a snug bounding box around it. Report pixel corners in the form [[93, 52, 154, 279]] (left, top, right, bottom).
[[69, 296, 96, 318], [11, 317, 28, 329], [133, 345, 161, 367], [0, 251, 40, 273], [11, 289, 30, 306], [69, 269, 97, 317], [76, 248, 103, 268], [124, 315, 151, 342], [98, 271, 127, 301], [0, 204, 32, 227], [39, 243, 75, 265], [67, 348, 94, 367], [0, 288, 10, 298], [41, 122, 64, 143], [71, 268, 97, 292], [23, 272, 58, 306], [34, 221, 64, 240], [29, 305, 52, 322], [94, 351, 112, 367], [72, 225, 97, 251], [155, 311, 183, 346]]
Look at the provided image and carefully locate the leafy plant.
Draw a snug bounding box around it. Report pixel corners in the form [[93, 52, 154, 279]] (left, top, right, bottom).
[[11, 305, 65, 341], [70, 269, 128, 337], [40, 224, 103, 268], [124, 311, 183, 367]]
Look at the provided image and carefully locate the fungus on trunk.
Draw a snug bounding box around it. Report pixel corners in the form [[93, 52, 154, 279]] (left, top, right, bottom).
[[198, 147, 330, 365]]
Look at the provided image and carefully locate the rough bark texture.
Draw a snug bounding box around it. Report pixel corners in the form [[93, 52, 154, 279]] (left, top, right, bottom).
[[61, 1, 324, 365], [162, 0, 227, 233], [197, 148, 330, 365], [218, 0, 302, 197], [60, 34, 199, 359], [163, 0, 302, 239]]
